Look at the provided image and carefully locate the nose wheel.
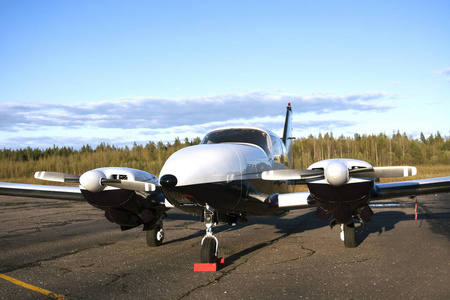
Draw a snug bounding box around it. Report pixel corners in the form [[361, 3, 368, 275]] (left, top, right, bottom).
[[200, 204, 219, 263]]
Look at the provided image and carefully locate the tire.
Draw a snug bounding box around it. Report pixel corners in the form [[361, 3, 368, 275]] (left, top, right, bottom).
[[200, 237, 217, 263], [343, 222, 357, 248], [146, 224, 164, 247]]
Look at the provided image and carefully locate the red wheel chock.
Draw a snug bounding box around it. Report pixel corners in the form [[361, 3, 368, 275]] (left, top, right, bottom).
[[194, 257, 226, 272]]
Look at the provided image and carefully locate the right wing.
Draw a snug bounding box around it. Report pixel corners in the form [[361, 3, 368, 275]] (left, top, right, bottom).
[[0, 182, 84, 201]]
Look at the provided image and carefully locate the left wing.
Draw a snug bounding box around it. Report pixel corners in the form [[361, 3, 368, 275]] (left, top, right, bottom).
[[263, 176, 450, 211], [372, 176, 450, 199], [263, 159, 450, 214]]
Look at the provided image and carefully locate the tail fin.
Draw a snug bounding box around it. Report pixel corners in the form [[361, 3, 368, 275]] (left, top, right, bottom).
[[282, 103, 294, 168]]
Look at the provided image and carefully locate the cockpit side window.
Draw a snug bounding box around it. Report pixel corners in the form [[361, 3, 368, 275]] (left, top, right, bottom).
[[201, 129, 271, 155], [270, 134, 287, 165]]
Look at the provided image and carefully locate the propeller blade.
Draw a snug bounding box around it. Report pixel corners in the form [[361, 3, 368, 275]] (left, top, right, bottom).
[[101, 179, 156, 192], [34, 171, 80, 183], [35, 170, 157, 192], [262, 169, 324, 180], [351, 166, 417, 178]]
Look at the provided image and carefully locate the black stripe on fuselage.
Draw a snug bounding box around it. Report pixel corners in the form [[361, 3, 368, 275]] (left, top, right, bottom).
[[162, 178, 290, 217]]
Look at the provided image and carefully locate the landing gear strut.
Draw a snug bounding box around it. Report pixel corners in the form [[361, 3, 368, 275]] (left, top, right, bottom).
[[200, 204, 219, 263]]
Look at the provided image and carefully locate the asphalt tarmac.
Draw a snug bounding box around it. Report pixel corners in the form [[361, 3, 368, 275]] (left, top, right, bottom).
[[1, 193, 449, 299]]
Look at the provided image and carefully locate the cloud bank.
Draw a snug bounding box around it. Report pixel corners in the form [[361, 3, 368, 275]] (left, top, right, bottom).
[[0, 91, 396, 149]]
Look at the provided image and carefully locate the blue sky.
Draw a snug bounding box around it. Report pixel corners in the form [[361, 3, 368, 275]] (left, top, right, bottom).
[[1, 0, 449, 149]]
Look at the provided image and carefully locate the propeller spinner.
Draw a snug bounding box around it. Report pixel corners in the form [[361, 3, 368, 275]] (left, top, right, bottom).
[[324, 161, 349, 186]]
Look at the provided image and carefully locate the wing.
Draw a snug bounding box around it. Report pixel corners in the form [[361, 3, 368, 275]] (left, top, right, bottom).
[[262, 159, 450, 228], [0, 168, 159, 203], [372, 176, 450, 199], [0, 182, 84, 201], [267, 176, 450, 210]]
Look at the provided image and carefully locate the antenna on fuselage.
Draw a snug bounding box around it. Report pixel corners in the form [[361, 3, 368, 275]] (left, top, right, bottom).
[[282, 103, 292, 145], [282, 103, 294, 168]]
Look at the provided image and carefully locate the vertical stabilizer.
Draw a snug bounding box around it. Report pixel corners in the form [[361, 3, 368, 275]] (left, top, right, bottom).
[[282, 103, 293, 168]]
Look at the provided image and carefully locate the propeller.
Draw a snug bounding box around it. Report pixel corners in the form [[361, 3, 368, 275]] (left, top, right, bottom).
[[34, 170, 156, 193], [261, 169, 324, 181], [350, 166, 417, 178], [262, 162, 417, 187]]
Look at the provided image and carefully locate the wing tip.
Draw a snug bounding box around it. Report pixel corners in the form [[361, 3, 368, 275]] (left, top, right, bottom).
[[34, 171, 44, 180]]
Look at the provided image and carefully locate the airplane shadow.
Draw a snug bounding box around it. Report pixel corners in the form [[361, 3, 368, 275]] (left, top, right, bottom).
[[224, 210, 325, 265], [357, 211, 407, 244], [162, 209, 322, 248], [357, 210, 449, 243], [162, 208, 448, 263]]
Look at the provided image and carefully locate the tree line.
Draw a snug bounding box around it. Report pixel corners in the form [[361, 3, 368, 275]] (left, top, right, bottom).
[[0, 132, 448, 182], [292, 131, 450, 169]]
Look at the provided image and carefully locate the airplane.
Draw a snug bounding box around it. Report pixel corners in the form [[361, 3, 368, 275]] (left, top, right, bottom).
[[1, 103, 449, 264]]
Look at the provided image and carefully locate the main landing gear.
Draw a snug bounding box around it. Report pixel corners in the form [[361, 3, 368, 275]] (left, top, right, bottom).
[[200, 204, 219, 263], [146, 214, 166, 247], [146, 223, 164, 247], [340, 222, 357, 248], [332, 218, 358, 248]]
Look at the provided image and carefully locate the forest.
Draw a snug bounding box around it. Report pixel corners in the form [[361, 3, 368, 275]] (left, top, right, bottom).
[[0, 132, 449, 184]]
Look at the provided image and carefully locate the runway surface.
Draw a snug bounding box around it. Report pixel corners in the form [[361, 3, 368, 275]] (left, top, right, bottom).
[[1, 193, 449, 299]]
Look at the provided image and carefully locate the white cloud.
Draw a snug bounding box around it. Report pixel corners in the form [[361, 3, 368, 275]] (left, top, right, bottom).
[[435, 67, 450, 75]]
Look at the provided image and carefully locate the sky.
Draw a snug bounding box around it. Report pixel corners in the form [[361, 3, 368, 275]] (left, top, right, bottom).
[[1, 0, 449, 149]]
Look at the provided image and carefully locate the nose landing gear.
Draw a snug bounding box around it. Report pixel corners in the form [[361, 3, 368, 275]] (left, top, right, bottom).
[[200, 204, 219, 263]]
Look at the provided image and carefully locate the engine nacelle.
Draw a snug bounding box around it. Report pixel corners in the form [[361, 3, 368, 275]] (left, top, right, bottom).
[[78, 167, 171, 230]]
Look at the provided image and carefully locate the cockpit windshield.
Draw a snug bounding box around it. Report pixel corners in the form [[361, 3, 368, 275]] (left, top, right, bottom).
[[201, 128, 271, 154]]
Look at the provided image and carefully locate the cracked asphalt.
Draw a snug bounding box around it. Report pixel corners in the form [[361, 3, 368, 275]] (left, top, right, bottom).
[[1, 193, 449, 299]]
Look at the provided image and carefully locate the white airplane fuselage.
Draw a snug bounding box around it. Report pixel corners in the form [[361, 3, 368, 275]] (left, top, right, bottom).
[[159, 128, 292, 220]]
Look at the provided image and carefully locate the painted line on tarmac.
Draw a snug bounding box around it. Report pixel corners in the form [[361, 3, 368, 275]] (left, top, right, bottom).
[[0, 274, 66, 299]]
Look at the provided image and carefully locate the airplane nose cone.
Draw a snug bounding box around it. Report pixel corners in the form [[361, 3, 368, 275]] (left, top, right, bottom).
[[159, 144, 249, 187], [160, 174, 178, 187]]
